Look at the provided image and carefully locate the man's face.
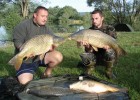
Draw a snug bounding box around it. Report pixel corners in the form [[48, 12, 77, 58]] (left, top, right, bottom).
[[33, 9, 48, 26], [91, 13, 104, 28]]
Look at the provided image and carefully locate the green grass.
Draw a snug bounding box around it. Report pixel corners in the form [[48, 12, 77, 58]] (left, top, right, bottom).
[[0, 32, 140, 100]]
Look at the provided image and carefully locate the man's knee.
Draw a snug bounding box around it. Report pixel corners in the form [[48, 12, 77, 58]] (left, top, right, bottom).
[[80, 52, 96, 66], [44, 50, 63, 66], [17, 73, 33, 85], [104, 49, 116, 61], [54, 51, 63, 63]]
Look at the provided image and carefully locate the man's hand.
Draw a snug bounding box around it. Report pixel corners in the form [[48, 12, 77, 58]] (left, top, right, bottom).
[[49, 45, 56, 52], [77, 41, 110, 52], [103, 45, 110, 51], [77, 40, 90, 48]]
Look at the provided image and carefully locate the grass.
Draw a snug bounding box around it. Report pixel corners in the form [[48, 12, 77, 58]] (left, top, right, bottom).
[[0, 32, 140, 100]]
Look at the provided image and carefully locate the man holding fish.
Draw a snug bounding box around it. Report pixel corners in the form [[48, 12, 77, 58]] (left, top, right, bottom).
[[77, 9, 117, 79], [11, 6, 63, 84]]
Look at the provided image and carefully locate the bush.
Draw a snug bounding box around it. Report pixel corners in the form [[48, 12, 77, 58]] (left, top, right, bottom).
[[3, 9, 23, 39]]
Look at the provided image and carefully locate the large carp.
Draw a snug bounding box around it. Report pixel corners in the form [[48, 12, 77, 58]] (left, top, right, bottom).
[[68, 29, 127, 58], [70, 80, 127, 93], [8, 34, 65, 70]]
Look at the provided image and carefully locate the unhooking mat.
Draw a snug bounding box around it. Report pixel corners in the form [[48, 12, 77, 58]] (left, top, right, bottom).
[[17, 75, 130, 100]]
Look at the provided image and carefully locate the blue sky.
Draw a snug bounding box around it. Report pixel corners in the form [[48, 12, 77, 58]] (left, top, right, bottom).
[[39, 0, 94, 12]]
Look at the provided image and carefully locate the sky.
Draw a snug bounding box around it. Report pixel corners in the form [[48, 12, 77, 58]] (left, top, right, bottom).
[[40, 0, 94, 12]]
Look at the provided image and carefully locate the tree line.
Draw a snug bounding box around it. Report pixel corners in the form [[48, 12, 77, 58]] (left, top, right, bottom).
[[0, 0, 91, 37], [0, 0, 140, 39]]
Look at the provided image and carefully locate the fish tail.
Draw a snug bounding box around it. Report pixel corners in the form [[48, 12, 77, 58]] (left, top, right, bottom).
[[115, 46, 127, 60], [118, 46, 127, 56], [8, 55, 17, 66], [8, 54, 23, 70], [108, 87, 128, 93], [15, 56, 23, 70], [119, 87, 128, 93]]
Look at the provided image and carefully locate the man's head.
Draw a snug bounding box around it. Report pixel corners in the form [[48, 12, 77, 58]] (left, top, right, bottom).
[[91, 9, 104, 28], [33, 6, 49, 26]]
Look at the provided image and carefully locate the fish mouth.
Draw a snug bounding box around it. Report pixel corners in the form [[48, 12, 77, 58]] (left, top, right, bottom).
[[53, 36, 66, 46]]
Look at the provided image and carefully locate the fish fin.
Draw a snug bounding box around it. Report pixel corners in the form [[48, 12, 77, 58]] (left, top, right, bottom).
[[118, 87, 128, 93], [23, 57, 29, 61], [8, 54, 23, 70], [40, 53, 45, 60], [116, 46, 127, 59], [15, 57, 23, 70], [8, 55, 18, 66], [23, 53, 34, 61], [118, 46, 127, 56], [91, 46, 98, 51]]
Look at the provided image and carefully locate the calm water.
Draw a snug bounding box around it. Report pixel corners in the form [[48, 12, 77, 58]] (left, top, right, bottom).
[[0, 26, 8, 47]]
